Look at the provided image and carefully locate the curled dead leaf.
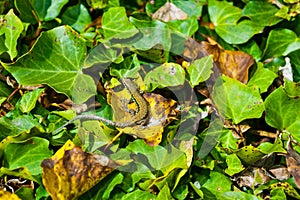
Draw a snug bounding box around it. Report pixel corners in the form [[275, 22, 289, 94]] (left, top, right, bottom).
[[41, 140, 117, 200], [182, 37, 254, 84], [152, 2, 188, 22], [286, 139, 300, 189]]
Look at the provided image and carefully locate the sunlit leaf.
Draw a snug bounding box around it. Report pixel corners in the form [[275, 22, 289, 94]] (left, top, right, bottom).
[[15, 0, 68, 22], [208, 0, 262, 44], [4, 137, 53, 175], [187, 55, 213, 87], [2, 26, 96, 104], [61, 4, 92, 33], [265, 86, 300, 141], [0, 9, 23, 60], [263, 29, 300, 59], [202, 171, 232, 198], [212, 76, 264, 124], [19, 88, 44, 113], [236, 145, 265, 165], [102, 7, 139, 40], [247, 63, 277, 93], [144, 63, 185, 90], [242, 1, 282, 27], [225, 154, 244, 176]]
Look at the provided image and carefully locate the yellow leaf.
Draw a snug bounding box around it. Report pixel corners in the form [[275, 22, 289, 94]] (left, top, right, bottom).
[[0, 190, 21, 200], [41, 140, 117, 200]]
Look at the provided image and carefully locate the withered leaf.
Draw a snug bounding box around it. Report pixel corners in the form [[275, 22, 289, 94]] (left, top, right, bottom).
[[182, 37, 254, 84], [152, 2, 188, 22], [41, 140, 117, 200], [286, 139, 300, 189], [201, 40, 254, 84]]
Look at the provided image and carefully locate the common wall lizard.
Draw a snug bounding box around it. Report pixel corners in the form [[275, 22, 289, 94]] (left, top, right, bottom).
[[53, 78, 148, 134]]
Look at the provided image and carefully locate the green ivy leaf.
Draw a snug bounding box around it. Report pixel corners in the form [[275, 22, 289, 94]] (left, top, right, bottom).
[[208, 0, 262, 44], [187, 55, 213, 87], [0, 115, 43, 141], [126, 140, 187, 173], [221, 191, 261, 200], [0, 9, 23, 60], [242, 1, 282, 27], [84, 43, 123, 69], [212, 76, 264, 124], [102, 7, 139, 40], [0, 81, 13, 98], [173, 0, 203, 17], [225, 154, 244, 176], [19, 88, 44, 113], [61, 4, 92, 33], [265, 86, 300, 141], [144, 63, 185, 90], [236, 145, 265, 165], [110, 54, 140, 78], [86, 0, 119, 9], [257, 139, 286, 154], [3, 137, 53, 175], [129, 17, 171, 51], [263, 29, 300, 59], [247, 63, 277, 93], [2, 26, 96, 104], [167, 16, 199, 38], [157, 185, 173, 200], [15, 0, 68, 22], [202, 171, 232, 198], [120, 189, 156, 200]]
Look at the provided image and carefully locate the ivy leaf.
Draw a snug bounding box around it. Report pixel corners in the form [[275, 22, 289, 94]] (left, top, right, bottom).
[[0, 115, 43, 141], [225, 154, 245, 176], [61, 4, 92, 33], [84, 43, 123, 69], [187, 55, 213, 87], [265, 86, 300, 141], [212, 76, 264, 124], [102, 7, 139, 40], [242, 1, 282, 27], [2, 26, 96, 104], [19, 88, 44, 113], [208, 0, 262, 44], [144, 63, 185, 90], [263, 29, 300, 59], [247, 63, 277, 93], [15, 0, 68, 22], [0, 9, 23, 60], [221, 191, 261, 200], [202, 172, 232, 198], [3, 137, 53, 175]]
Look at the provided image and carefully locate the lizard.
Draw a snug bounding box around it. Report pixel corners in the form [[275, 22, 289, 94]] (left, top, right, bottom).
[[52, 78, 148, 135]]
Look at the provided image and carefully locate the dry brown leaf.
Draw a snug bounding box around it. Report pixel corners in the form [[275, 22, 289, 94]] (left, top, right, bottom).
[[182, 37, 254, 84], [201, 40, 254, 84], [286, 139, 300, 189], [152, 2, 188, 22], [41, 140, 117, 200]]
